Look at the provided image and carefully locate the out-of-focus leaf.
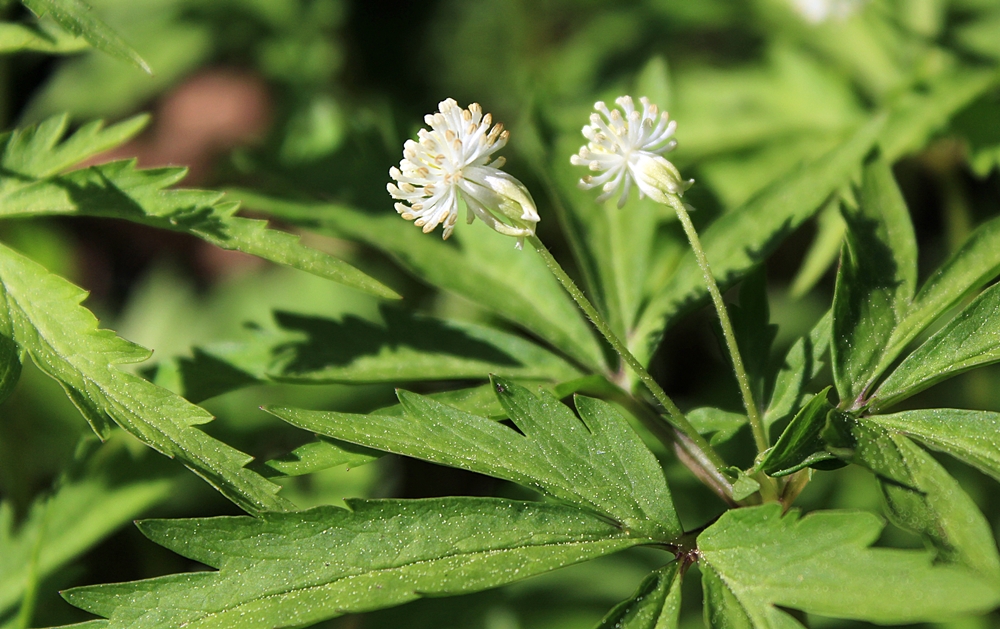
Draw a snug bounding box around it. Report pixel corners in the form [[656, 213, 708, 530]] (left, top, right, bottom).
[[868, 408, 1000, 483], [234, 191, 607, 371], [872, 282, 1000, 410], [688, 407, 747, 446], [0, 333, 22, 406], [0, 437, 176, 618], [729, 266, 777, 408], [0, 117, 397, 299], [697, 504, 999, 625], [594, 564, 681, 629], [832, 153, 916, 407], [61, 499, 654, 628], [952, 91, 1000, 177], [0, 21, 88, 54], [0, 243, 289, 514], [955, 9, 1000, 60], [879, 67, 998, 161], [788, 200, 845, 298], [631, 116, 882, 365], [267, 377, 681, 539], [21, 0, 150, 73]]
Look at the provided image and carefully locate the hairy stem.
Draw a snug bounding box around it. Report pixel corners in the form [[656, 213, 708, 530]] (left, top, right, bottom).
[[664, 196, 769, 454], [527, 236, 729, 477]]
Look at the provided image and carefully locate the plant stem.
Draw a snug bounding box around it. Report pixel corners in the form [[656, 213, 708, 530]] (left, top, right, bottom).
[[664, 195, 769, 454], [527, 236, 728, 475]]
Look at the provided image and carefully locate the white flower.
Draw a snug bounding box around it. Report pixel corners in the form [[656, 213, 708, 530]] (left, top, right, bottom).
[[571, 95, 692, 208], [791, 0, 866, 23], [387, 98, 539, 249]]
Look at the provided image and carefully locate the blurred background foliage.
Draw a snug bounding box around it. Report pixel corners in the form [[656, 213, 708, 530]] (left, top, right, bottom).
[[1, 0, 999, 627]]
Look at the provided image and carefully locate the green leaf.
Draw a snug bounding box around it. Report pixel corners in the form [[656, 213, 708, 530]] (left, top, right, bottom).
[[152, 306, 580, 403], [0, 113, 147, 179], [763, 312, 831, 429], [729, 266, 777, 408], [630, 115, 883, 365], [0, 333, 22, 406], [845, 419, 1000, 580], [0, 437, 175, 618], [952, 92, 1000, 177], [688, 407, 747, 446], [594, 564, 681, 629], [20, 0, 151, 73], [760, 388, 842, 477], [872, 281, 1000, 410], [831, 152, 916, 407], [697, 504, 999, 626], [0, 117, 398, 300], [788, 199, 845, 298], [869, 408, 1000, 483], [878, 67, 999, 161], [0, 21, 88, 54], [0, 243, 290, 514], [262, 384, 511, 478], [261, 437, 382, 478], [62, 498, 652, 628], [267, 377, 681, 539], [882, 213, 1000, 374], [233, 190, 607, 371]]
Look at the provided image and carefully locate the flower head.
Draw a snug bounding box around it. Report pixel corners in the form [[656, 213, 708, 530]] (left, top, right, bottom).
[[571, 95, 692, 208], [387, 98, 539, 248]]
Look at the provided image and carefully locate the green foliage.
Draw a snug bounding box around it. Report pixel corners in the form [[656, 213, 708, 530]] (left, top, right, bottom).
[[3, 1, 1000, 627], [20, 0, 150, 73]]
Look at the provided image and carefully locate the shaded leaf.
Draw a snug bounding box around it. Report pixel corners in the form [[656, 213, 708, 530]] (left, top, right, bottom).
[[698, 504, 999, 625], [763, 312, 831, 430], [788, 199, 845, 298], [595, 564, 681, 629], [267, 377, 681, 538], [0, 437, 175, 617], [21, 0, 150, 73], [62, 498, 652, 628], [831, 152, 916, 407], [760, 388, 842, 477], [234, 191, 607, 371], [261, 437, 382, 478], [872, 281, 1000, 410], [0, 243, 290, 513]]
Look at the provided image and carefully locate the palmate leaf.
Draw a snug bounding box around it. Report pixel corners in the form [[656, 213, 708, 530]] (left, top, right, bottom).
[[20, 0, 151, 73], [267, 377, 681, 539], [0, 242, 290, 514], [60, 498, 655, 629], [150, 305, 581, 403], [831, 152, 916, 407], [698, 504, 999, 628], [0, 116, 397, 300], [233, 191, 608, 372]]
